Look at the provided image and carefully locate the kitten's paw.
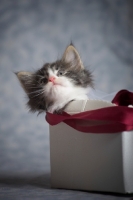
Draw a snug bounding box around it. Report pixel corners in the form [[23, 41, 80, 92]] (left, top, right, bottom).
[[54, 109, 63, 115]]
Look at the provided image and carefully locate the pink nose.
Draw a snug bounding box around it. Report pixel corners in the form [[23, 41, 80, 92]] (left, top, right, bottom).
[[49, 76, 56, 82]]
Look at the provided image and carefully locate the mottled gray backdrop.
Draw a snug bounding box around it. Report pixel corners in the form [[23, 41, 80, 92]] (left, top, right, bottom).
[[0, 0, 133, 199]]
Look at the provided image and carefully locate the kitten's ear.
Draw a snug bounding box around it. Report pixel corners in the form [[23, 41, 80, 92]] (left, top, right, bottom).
[[62, 44, 84, 70], [15, 71, 33, 93]]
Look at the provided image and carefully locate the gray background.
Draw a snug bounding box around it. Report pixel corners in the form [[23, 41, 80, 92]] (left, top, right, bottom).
[[0, 0, 133, 199]]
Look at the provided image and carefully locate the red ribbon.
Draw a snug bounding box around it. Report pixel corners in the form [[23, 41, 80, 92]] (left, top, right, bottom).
[[46, 90, 133, 133]]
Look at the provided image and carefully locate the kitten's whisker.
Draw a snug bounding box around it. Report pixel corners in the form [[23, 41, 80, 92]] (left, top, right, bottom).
[[25, 82, 34, 84], [25, 82, 40, 86], [27, 89, 44, 95], [28, 86, 42, 89], [31, 90, 45, 98], [32, 75, 44, 78]]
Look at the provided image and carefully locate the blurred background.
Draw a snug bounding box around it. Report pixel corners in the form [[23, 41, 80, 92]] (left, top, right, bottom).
[[0, 0, 133, 197]]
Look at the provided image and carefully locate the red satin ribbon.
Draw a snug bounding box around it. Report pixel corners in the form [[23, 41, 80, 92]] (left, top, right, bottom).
[[46, 90, 133, 133]]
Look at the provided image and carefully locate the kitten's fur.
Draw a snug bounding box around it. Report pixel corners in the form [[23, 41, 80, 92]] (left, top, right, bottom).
[[16, 44, 93, 113]]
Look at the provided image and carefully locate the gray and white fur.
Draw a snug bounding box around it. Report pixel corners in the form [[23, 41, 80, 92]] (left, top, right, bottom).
[[16, 44, 94, 114]]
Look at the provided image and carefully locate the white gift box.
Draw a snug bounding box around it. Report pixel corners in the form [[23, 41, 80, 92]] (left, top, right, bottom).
[[49, 100, 133, 193]]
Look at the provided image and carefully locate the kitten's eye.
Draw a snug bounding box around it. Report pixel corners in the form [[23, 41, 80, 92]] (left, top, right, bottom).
[[58, 71, 64, 76], [59, 71, 63, 75]]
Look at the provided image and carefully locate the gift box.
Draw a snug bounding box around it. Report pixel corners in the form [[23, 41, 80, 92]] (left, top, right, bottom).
[[47, 90, 133, 194]]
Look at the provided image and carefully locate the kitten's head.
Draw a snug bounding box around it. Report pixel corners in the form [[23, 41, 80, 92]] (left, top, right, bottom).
[[16, 44, 93, 113]]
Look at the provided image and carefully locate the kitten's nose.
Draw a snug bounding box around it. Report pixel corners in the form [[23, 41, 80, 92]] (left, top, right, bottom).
[[49, 76, 56, 82]]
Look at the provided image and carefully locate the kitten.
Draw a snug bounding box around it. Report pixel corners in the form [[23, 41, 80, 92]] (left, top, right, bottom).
[[16, 44, 93, 114]]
